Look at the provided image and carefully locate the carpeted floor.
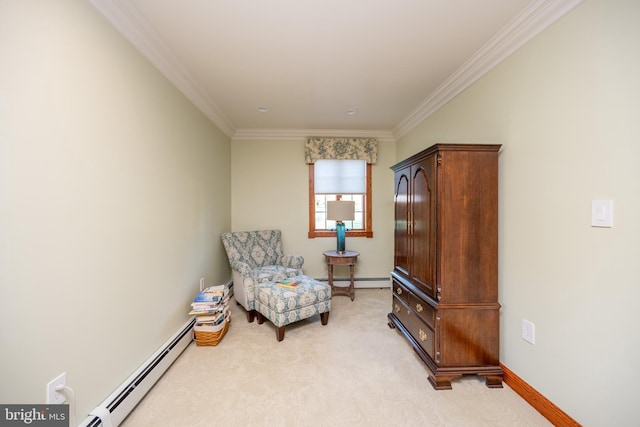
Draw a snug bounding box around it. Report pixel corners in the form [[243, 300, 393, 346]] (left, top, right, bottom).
[[121, 288, 552, 427]]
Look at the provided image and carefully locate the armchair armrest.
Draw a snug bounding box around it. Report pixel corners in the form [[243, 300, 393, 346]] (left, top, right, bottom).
[[281, 254, 304, 270], [230, 260, 253, 277]]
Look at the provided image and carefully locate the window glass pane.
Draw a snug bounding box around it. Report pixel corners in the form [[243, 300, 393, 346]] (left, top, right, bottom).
[[314, 194, 363, 230]]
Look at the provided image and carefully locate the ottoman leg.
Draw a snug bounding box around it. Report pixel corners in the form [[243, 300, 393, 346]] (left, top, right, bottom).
[[276, 326, 285, 342], [256, 312, 265, 324], [247, 310, 256, 323], [321, 311, 330, 325]]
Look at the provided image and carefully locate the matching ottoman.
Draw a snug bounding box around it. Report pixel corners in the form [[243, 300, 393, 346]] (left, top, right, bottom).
[[254, 275, 331, 341]]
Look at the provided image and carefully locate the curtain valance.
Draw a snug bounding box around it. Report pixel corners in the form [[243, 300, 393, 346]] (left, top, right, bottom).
[[305, 137, 378, 164]]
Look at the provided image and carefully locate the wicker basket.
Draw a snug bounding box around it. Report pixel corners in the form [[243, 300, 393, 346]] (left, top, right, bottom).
[[193, 320, 229, 346]]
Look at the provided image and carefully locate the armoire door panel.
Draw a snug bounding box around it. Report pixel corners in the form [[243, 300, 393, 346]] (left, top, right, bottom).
[[393, 170, 410, 277], [410, 159, 437, 298]]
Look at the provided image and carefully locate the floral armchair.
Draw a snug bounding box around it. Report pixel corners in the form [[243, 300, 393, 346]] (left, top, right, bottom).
[[221, 230, 304, 322]]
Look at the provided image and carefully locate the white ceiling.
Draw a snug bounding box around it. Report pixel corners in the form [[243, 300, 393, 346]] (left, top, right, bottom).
[[89, 0, 582, 140]]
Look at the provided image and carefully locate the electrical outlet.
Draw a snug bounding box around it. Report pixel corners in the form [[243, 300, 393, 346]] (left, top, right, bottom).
[[200, 277, 205, 291], [46, 373, 67, 404], [522, 319, 535, 344]]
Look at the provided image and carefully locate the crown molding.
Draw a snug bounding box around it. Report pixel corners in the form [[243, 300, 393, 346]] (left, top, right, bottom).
[[90, 0, 582, 142], [88, 0, 236, 137], [232, 128, 396, 142], [393, 0, 584, 140]]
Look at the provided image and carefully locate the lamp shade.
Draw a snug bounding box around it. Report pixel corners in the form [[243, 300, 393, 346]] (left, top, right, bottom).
[[327, 200, 355, 221]]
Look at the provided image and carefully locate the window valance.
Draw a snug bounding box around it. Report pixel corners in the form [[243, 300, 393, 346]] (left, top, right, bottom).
[[305, 137, 378, 164]]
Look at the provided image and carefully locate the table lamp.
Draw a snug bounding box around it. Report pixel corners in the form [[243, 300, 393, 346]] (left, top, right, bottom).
[[327, 200, 355, 253]]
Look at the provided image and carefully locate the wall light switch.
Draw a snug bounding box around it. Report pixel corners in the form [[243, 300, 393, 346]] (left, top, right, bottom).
[[591, 200, 613, 227]]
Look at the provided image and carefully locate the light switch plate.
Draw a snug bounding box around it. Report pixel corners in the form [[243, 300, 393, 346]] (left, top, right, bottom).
[[591, 200, 613, 227]]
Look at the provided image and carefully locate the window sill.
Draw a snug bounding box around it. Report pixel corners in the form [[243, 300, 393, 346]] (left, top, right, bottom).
[[308, 230, 373, 238]]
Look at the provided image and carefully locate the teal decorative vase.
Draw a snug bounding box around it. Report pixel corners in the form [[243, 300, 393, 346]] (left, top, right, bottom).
[[336, 222, 346, 253]]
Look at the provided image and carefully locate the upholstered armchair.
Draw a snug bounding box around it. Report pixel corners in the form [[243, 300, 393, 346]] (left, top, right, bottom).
[[221, 230, 304, 322]]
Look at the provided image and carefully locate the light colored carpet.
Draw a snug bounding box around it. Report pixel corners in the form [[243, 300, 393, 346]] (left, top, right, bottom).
[[121, 288, 551, 427]]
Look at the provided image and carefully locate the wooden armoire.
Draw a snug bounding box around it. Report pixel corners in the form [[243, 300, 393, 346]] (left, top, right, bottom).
[[388, 143, 503, 390]]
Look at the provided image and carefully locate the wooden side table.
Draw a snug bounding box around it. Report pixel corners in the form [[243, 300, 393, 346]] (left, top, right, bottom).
[[323, 250, 359, 301]]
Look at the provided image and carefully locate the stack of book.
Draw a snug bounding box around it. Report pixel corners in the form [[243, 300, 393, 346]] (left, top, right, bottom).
[[276, 278, 302, 289], [190, 284, 231, 346]]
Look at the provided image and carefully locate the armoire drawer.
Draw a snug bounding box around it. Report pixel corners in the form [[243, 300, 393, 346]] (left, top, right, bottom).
[[392, 294, 411, 326], [406, 312, 435, 360], [392, 294, 435, 360], [408, 293, 435, 329], [392, 280, 409, 304]]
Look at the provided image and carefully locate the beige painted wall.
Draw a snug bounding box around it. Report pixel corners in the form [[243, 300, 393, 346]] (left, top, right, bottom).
[[230, 138, 396, 281], [0, 0, 231, 422], [397, 0, 640, 425]]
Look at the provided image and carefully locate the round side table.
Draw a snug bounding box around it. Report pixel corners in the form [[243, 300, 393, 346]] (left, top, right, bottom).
[[323, 250, 359, 301]]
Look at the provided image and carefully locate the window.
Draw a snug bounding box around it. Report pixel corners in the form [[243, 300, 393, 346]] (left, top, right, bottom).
[[308, 160, 373, 238]]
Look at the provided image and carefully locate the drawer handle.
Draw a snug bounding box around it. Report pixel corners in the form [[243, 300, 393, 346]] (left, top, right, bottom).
[[394, 304, 400, 313], [419, 329, 427, 342], [396, 288, 402, 295], [416, 303, 423, 313]]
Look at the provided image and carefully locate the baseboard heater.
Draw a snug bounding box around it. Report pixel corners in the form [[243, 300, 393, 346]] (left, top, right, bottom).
[[318, 276, 391, 288], [78, 317, 196, 427]]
